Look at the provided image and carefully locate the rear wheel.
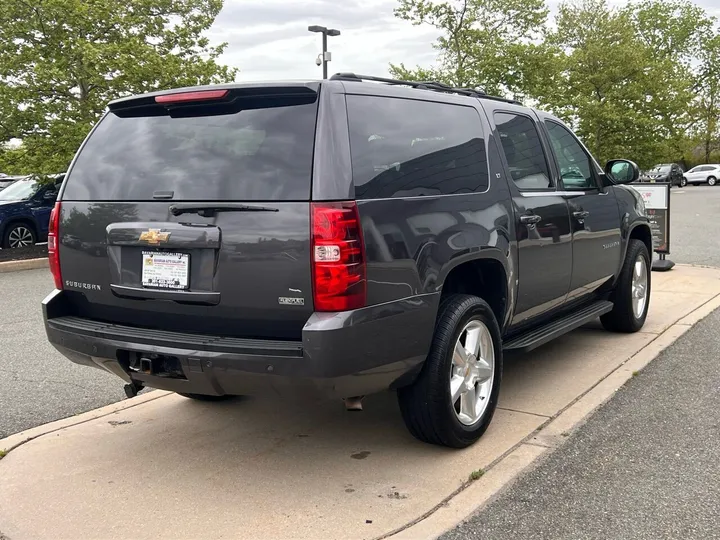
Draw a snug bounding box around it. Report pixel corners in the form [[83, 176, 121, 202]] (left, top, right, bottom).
[[2, 223, 36, 248], [708, 176, 717, 186], [601, 239, 651, 333], [397, 294, 502, 448], [177, 393, 235, 402]]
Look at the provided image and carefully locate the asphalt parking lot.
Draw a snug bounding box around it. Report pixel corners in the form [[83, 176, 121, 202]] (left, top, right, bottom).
[[0, 184, 718, 439], [662, 185, 720, 267], [0, 270, 126, 438]]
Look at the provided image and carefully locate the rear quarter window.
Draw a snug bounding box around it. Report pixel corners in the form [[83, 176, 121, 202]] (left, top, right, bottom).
[[63, 95, 319, 201], [346, 95, 489, 199]]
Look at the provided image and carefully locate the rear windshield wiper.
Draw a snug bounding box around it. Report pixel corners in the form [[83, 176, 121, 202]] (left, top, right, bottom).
[[169, 203, 279, 217]]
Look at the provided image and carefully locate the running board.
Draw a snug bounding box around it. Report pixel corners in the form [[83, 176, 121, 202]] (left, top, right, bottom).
[[503, 301, 614, 352]]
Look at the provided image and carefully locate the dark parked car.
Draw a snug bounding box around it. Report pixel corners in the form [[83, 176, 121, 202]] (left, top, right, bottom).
[[0, 174, 64, 248], [43, 75, 652, 448], [640, 163, 684, 187]]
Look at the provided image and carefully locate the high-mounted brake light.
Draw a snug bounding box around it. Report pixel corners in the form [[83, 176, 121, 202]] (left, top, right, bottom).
[[154, 89, 229, 104], [311, 202, 367, 312], [48, 201, 63, 290]]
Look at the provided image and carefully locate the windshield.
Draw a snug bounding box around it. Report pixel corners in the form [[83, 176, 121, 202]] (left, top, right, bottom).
[[0, 178, 39, 201], [650, 165, 671, 173]]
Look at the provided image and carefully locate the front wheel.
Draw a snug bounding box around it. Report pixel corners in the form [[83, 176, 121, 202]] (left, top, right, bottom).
[[397, 294, 502, 448], [708, 176, 717, 186], [601, 239, 651, 333], [680, 177, 687, 187]]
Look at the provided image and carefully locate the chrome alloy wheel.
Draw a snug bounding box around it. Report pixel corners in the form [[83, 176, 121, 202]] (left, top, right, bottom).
[[8, 226, 34, 248], [450, 320, 495, 426], [631, 255, 648, 319]]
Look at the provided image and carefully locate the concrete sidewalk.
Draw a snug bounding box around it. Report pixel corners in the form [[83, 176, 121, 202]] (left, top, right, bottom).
[[1, 265, 720, 540]]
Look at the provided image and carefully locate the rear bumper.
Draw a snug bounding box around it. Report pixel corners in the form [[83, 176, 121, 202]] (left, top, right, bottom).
[[43, 290, 438, 399]]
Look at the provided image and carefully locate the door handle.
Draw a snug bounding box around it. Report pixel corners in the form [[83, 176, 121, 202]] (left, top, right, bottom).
[[573, 210, 590, 219], [520, 214, 542, 225]]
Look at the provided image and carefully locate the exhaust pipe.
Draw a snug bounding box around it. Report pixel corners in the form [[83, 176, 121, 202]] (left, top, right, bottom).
[[343, 396, 364, 411]]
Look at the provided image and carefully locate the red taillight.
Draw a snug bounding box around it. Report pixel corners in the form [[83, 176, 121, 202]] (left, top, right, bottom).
[[311, 202, 366, 312], [48, 201, 62, 290], [154, 89, 229, 104]]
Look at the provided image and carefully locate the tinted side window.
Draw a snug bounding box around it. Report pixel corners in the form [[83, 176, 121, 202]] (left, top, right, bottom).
[[494, 113, 552, 190], [346, 96, 489, 199], [545, 121, 596, 190]]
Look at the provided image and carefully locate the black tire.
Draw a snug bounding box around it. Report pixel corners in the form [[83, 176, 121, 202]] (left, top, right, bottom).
[[2, 222, 37, 248], [680, 177, 687, 187], [397, 294, 502, 448], [601, 239, 651, 333], [177, 392, 235, 402], [708, 176, 717, 186]]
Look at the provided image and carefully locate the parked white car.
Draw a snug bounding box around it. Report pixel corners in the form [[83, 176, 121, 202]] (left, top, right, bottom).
[[682, 164, 720, 186]]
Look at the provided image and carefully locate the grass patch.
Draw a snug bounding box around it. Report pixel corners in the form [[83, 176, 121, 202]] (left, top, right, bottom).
[[469, 469, 485, 481], [632, 371, 640, 377], [0, 449, 7, 460]]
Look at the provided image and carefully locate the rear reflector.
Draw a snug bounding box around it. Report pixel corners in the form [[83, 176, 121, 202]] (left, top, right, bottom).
[[48, 202, 62, 290], [155, 89, 229, 104], [311, 202, 366, 312]]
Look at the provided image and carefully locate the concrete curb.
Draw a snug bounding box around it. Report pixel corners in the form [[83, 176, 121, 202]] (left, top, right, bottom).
[[384, 291, 720, 540], [0, 258, 48, 273]]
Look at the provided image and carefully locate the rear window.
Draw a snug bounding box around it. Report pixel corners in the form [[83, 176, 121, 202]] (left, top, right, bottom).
[[63, 95, 319, 201], [346, 95, 489, 199]]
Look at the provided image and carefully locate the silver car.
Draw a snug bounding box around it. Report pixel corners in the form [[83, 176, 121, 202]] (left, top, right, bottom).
[[683, 164, 720, 186]]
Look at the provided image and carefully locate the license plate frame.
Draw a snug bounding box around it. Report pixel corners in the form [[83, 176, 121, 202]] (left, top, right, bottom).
[[141, 251, 190, 290]]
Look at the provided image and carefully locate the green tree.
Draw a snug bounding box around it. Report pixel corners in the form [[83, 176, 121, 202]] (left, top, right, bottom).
[[390, 0, 551, 97], [536, 0, 653, 165], [0, 0, 237, 175], [630, 0, 712, 165], [536, 0, 714, 168], [694, 32, 720, 163]]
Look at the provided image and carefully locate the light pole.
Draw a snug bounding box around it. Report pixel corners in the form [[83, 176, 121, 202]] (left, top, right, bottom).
[[308, 25, 340, 79]]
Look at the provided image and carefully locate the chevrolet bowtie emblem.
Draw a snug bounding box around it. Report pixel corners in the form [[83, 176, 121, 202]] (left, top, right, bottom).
[[139, 229, 170, 245]]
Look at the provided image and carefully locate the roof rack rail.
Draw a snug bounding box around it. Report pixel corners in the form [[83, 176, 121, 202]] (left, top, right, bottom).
[[330, 73, 522, 105]]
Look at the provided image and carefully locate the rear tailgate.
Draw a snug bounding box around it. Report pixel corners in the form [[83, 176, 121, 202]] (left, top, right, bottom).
[[56, 85, 319, 340]]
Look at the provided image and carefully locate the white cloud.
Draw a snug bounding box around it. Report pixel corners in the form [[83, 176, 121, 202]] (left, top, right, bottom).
[[208, 0, 440, 81], [209, 0, 720, 82]]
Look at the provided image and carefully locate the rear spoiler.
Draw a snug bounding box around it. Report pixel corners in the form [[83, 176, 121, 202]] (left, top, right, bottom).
[[108, 82, 321, 112]]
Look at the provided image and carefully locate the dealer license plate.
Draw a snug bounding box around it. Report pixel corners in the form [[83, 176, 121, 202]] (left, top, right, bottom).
[[141, 251, 189, 290]]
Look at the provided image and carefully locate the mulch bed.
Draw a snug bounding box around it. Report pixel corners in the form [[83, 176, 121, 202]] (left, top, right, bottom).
[[0, 244, 48, 263]]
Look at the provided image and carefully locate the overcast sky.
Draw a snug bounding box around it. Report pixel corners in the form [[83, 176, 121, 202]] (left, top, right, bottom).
[[208, 0, 720, 82]]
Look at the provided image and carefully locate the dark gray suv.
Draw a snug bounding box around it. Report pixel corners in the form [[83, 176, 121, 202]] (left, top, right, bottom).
[[43, 74, 653, 448]]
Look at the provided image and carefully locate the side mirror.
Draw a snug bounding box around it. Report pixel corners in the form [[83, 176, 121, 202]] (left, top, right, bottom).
[[605, 159, 639, 185]]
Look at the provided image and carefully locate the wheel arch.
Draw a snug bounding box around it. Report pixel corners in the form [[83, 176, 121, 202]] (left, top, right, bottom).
[[438, 253, 511, 332], [1, 217, 39, 244], [628, 222, 653, 258]]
